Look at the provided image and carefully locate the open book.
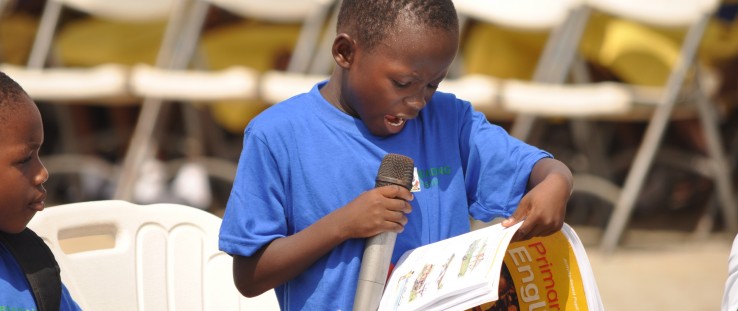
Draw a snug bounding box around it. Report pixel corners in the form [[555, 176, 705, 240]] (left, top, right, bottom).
[[377, 222, 603, 311]]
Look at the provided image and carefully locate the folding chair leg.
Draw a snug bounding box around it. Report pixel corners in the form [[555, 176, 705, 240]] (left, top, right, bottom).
[[509, 7, 592, 142], [570, 119, 613, 179], [600, 11, 714, 254], [689, 91, 738, 240], [695, 88, 738, 233], [510, 115, 538, 140], [113, 99, 165, 200], [600, 101, 675, 254], [601, 92, 738, 253], [693, 198, 719, 240]]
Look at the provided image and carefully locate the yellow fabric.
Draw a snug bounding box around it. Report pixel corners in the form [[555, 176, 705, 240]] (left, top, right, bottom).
[[0, 13, 39, 65], [462, 13, 738, 87], [578, 14, 683, 86], [199, 21, 302, 133], [55, 18, 303, 134], [461, 23, 548, 80], [700, 18, 738, 65], [56, 18, 165, 66], [51, 9, 738, 132], [200, 21, 300, 71]]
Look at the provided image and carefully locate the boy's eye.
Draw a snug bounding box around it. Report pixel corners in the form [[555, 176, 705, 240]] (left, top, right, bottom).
[[392, 80, 411, 88], [429, 78, 444, 89], [18, 156, 32, 164]]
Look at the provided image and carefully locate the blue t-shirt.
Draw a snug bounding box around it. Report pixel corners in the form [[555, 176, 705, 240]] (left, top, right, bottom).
[[0, 241, 82, 310], [219, 82, 550, 310]]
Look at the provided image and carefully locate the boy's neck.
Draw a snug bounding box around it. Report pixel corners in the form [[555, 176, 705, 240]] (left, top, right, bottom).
[[319, 74, 356, 117]]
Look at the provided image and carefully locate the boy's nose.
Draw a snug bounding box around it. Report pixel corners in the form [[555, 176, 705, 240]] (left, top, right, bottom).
[[407, 98, 425, 112], [36, 160, 49, 185], [406, 90, 429, 112]]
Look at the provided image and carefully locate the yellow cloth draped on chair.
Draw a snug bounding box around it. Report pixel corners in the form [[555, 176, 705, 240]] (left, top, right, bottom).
[[54, 17, 303, 134], [462, 12, 738, 88]]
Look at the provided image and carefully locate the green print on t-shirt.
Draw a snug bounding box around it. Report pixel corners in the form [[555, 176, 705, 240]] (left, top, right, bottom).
[[417, 166, 451, 189]]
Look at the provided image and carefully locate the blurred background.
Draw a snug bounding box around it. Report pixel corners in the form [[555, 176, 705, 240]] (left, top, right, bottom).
[[2, 0, 738, 309]]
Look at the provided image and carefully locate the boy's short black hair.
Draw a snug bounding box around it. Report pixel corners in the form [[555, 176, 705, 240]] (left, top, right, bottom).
[[337, 0, 458, 52], [0, 71, 30, 123]]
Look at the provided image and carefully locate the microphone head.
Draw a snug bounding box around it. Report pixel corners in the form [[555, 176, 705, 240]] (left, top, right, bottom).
[[375, 154, 415, 190]]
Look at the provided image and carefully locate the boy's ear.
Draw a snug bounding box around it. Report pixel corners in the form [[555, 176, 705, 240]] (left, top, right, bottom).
[[332, 33, 355, 69]]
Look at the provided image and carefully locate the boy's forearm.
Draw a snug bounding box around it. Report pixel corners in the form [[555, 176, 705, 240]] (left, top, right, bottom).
[[502, 157, 572, 240], [529, 158, 573, 192], [233, 211, 349, 297]]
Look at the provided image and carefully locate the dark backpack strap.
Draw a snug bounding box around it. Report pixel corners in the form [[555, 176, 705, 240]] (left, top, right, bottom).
[[0, 228, 62, 311]]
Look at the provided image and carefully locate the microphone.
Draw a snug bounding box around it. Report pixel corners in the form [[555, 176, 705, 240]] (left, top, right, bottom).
[[354, 153, 414, 311]]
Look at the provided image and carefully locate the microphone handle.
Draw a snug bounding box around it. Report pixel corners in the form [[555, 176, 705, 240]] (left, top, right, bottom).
[[354, 153, 413, 310], [354, 231, 396, 311]]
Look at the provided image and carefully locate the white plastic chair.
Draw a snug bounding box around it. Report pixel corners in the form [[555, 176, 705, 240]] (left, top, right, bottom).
[[27, 200, 280, 310]]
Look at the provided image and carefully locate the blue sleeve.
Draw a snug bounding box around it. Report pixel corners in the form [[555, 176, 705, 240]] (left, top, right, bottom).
[[461, 108, 552, 221], [219, 127, 288, 257]]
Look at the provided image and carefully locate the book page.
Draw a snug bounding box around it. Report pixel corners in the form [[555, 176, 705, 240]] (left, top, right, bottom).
[[378, 223, 522, 311]]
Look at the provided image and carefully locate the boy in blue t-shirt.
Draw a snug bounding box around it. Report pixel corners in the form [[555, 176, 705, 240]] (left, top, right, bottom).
[[0, 71, 81, 310], [219, 0, 574, 309]]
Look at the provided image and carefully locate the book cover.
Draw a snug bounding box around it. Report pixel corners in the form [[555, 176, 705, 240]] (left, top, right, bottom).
[[377, 223, 602, 311]]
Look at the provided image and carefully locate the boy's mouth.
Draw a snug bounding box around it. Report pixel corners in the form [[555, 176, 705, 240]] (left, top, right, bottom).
[[385, 115, 406, 127], [29, 192, 47, 211]]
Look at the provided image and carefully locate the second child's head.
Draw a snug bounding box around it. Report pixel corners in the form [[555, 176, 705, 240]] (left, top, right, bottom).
[[0, 72, 48, 234], [323, 0, 459, 137]]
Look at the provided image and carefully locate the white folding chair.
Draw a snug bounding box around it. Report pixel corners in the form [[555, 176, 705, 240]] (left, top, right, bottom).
[[114, 0, 337, 202], [28, 200, 280, 310], [4, 0, 191, 204], [446, 0, 630, 228], [591, 0, 737, 253], [495, 0, 737, 253], [14, 0, 187, 101]]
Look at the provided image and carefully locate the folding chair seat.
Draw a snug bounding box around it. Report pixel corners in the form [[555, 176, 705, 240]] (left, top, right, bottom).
[[28, 200, 280, 310], [496, 0, 737, 253]]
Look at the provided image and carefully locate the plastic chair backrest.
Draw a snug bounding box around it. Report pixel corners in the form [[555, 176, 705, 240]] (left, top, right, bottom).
[[27, 200, 280, 311]]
